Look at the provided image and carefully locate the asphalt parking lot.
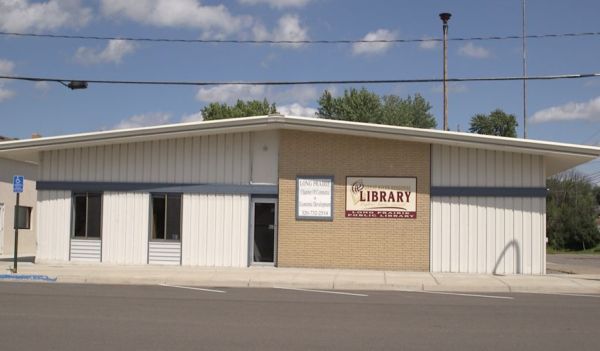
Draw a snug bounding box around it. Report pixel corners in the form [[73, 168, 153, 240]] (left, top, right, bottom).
[[547, 254, 600, 274], [0, 282, 598, 351]]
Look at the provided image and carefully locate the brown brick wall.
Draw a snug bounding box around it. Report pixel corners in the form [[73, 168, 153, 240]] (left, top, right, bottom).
[[277, 130, 431, 271]]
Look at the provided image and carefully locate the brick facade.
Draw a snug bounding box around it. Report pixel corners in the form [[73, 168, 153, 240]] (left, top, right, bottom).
[[278, 130, 431, 271]]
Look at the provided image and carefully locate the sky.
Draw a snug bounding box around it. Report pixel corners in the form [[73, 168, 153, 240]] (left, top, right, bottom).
[[0, 0, 599, 178]]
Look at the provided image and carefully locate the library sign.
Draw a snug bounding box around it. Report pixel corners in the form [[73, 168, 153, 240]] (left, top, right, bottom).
[[346, 177, 417, 219], [296, 176, 334, 220]]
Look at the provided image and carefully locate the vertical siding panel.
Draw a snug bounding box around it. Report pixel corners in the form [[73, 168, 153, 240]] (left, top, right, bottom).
[[200, 136, 210, 183], [184, 137, 193, 183], [440, 197, 450, 272], [441, 146, 450, 187], [103, 145, 112, 182], [531, 198, 542, 274], [431, 144, 441, 186], [206, 194, 216, 265], [430, 198, 441, 272], [58, 149, 68, 181], [63, 149, 74, 181], [208, 136, 218, 183], [200, 194, 209, 266], [192, 137, 201, 183], [233, 133, 243, 184], [80, 147, 89, 181], [514, 197, 524, 273], [225, 134, 234, 184], [241, 133, 251, 184], [175, 138, 185, 183], [216, 134, 226, 184], [449, 146, 459, 186]]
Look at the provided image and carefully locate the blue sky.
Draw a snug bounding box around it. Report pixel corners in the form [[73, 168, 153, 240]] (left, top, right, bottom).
[[1, 0, 599, 177]]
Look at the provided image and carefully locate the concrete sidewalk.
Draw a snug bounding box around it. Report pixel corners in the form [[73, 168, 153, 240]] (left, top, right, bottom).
[[2, 259, 599, 294]]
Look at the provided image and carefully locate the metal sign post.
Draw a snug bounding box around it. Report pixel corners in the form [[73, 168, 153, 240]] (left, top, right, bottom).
[[12, 175, 24, 273]]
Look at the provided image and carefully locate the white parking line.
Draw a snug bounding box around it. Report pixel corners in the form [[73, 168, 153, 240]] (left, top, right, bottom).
[[275, 287, 368, 297], [421, 291, 514, 300], [159, 283, 226, 294]]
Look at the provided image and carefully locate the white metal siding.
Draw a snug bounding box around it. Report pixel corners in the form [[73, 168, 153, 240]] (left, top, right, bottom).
[[148, 241, 181, 265], [181, 194, 249, 267], [431, 145, 546, 274], [36, 190, 70, 262], [38, 132, 264, 184], [251, 130, 279, 184], [70, 239, 101, 262], [101, 192, 149, 264]]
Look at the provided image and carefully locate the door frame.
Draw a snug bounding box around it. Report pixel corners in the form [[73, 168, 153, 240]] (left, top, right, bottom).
[[0, 203, 4, 254], [249, 197, 278, 266]]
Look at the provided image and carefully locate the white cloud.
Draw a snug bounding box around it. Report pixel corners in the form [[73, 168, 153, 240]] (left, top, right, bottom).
[[101, 0, 252, 38], [530, 96, 600, 123], [0, 58, 15, 102], [196, 84, 318, 105], [0, 0, 92, 32], [253, 14, 309, 48], [181, 111, 203, 122], [458, 42, 491, 59], [34, 81, 51, 93], [196, 84, 267, 103], [274, 85, 318, 104], [114, 112, 172, 129], [277, 103, 317, 116], [74, 39, 137, 65], [352, 29, 397, 56], [419, 36, 438, 50], [239, 0, 311, 9]]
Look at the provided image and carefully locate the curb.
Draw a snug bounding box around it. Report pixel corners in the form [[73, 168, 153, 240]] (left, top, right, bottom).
[[0, 274, 57, 282]]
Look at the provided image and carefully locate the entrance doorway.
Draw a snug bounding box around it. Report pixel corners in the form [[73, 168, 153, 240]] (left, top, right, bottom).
[[251, 198, 277, 265]]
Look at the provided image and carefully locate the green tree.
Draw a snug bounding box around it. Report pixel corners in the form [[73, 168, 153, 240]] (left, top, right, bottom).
[[201, 99, 277, 121], [468, 109, 518, 137], [317, 88, 436, 128], [547, 172, 600, 251]]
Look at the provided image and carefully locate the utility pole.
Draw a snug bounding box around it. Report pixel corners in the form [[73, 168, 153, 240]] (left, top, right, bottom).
[[439, 12, 452, 131], [522, 0, 528, 138]]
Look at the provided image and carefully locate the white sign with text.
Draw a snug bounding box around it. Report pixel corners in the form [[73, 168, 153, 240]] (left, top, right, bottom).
[[297, 177, 333, 219]]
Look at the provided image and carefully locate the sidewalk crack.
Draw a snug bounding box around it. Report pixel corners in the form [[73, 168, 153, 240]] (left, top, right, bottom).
[[429, 272, 440, 285]]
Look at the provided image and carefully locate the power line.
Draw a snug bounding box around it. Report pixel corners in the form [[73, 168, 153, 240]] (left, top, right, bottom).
[[1, 30, 600, 45], [1, 72, 599, 87]]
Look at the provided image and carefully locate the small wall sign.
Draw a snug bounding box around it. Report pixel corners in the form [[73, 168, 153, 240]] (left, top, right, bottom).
[[296, 176, 334, 220]]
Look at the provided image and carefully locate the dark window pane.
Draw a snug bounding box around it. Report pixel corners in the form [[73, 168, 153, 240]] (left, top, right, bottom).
[[74, 195, 87, 237], [87, 194, 102, 238], [166, 195, 181, 241], [152, 196, 165, 240]]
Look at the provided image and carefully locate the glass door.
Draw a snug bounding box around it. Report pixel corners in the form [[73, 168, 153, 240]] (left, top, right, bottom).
[[251, 198, 277, 265]]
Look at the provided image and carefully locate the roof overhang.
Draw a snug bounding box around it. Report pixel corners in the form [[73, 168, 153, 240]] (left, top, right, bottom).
[[1, 115, 598, 176]]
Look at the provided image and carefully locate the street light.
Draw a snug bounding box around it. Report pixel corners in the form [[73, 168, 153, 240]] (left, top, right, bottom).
[[439, 12, 451, 131], [66, 80, 88, 90], [57, 80, 88, 90]]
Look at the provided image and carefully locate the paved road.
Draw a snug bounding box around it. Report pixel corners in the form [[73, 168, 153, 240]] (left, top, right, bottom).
[[0, 282, 599, 351], [547, 254, 600, 274]]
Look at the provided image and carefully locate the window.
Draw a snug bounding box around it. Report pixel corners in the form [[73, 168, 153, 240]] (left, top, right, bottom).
[[73, 193, 102, 238], [151, 194, 182, 241], [15, 206, 32, 229]]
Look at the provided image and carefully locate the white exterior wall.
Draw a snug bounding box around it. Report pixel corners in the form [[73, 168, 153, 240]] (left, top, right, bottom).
[[36, 190, 70, 262], [101, 192, 149, 265], [430, 145, 546, 274], [39, 132, 256, 184], [36, 131, 277, 266], [181, 194, 249, 267]]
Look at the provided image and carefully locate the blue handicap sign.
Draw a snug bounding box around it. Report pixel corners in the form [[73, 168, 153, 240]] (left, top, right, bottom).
[[13, 175, 24, 193]]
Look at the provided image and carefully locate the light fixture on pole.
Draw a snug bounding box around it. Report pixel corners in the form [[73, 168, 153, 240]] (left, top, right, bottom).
[[439, 12, 451, 131], [58, 80, 88, 90]]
